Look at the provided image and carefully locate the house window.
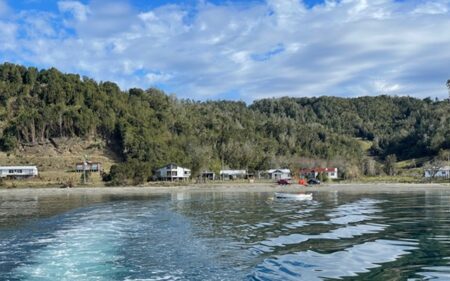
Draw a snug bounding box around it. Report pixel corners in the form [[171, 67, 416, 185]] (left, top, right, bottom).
[[330, 173, 335, 176]]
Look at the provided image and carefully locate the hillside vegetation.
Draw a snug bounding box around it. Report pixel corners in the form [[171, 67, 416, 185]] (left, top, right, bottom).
[[0, 137, 116, 187], [0, 63, 449, 184]]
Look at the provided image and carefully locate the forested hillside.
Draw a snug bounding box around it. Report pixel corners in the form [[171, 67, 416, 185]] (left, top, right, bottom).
[[251, 95, 450, 160], [0, 63, 448, 184]]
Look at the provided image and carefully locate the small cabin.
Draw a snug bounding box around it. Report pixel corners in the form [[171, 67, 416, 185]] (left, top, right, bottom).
[[299, 167, 338, 179], [0, 166, 38, 179], [220, 170, 247, 180], [75, 162, 101, 172], [156, 163, 191, 181], [424, 166, 450, 178], [201, 171, 216, 180], [267, 169, 291, 180]]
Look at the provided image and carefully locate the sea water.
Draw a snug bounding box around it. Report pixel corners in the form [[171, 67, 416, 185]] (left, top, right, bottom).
[[1, 190, 450, 280]]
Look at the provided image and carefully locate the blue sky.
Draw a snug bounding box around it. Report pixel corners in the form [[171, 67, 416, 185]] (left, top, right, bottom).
[[9, 0, 326, 11], [0, 0, 449, 101]]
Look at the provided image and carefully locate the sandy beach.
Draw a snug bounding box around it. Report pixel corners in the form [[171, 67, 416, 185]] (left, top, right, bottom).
[[0, 182, 449, 198]]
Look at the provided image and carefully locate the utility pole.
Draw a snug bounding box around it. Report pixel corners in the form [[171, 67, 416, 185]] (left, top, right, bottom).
[[83, 155, 88, 185]]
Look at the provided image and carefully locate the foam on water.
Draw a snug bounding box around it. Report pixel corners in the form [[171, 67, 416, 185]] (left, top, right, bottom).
[[13, 207, 129, 281]]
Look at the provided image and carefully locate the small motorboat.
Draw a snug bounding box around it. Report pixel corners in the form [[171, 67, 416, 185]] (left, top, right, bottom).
[[275, 192, 313, 200]]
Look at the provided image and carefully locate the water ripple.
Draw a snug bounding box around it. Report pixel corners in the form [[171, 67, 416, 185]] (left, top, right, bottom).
[[1, 191, 450, 280], [249, 239, 418, 280]]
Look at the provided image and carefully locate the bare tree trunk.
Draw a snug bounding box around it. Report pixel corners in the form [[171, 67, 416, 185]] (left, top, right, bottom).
[[30, 119, 36, 144], [21, 124, 30, 143], [40, 124, 46, 142], [59, 113, 63, 137]]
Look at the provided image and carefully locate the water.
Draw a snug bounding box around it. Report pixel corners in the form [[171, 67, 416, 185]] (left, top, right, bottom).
[[1, 190, 450, 280]]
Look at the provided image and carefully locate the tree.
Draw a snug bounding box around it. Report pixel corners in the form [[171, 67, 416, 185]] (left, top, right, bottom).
[[0, 133, 16, 151], [341, 164, 360, 180], [385, 154, 397, 176], [424, 158, 447, 182], [363, 158, 377, 176], [447, 79, 450, 101], [438, 149, 450, 163], [318, 172, 329, 182]]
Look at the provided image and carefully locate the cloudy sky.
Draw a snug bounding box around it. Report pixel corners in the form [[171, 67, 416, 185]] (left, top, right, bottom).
[[0, 0, 449, 101]]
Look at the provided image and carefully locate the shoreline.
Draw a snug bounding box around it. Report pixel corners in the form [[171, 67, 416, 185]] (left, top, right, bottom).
[[1, 182, 449, 198]]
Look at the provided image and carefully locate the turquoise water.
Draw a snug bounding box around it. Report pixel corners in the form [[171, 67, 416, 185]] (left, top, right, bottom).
[[1, 190, 450, 280]]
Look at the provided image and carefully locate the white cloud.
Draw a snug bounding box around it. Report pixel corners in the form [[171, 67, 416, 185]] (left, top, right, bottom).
[[0, 21, 17, 50], [413, 1, 449, 14], [58, 1, 90, 21], [146, 72, 173, 85], [0, 0, 10, 17], [372, 80, 401, 94], [2, 0, 450, 101], [20, 11, 59, 38]]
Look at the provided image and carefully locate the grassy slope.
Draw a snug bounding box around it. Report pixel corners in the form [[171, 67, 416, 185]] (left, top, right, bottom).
[[0, 138, 118, 188], [354, 138, 431, 183]]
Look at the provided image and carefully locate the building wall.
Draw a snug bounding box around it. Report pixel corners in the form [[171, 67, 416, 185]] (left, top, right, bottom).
[[76, 163, 101, 172], [300, 168, 339, 179], [157, 166, 191, 180], [220, 170, 247, 180], [327, 170, 338, 179], [425, 170, 450, 178], [0, 167, 38, 178], [270, 172, 291, 180]]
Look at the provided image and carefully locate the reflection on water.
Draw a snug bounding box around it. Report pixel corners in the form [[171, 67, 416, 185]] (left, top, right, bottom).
[[0, 190, 450, 280], [326, 198, 384, 224], [250, 239, 418, 281]]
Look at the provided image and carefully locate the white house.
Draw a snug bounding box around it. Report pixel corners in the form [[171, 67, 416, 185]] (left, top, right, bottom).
[[75, 161, 101, 172], [156, 164, 191, 181], [0, 166, 39, 178], [424, 166, 450, 178], [220, 170, 247, 180], [267, 169, 291, 180], [299, 167, 339, 179]]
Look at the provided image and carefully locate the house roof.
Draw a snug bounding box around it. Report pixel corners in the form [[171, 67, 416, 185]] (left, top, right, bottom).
[[267, 169, 291, 174], [220, 170, 246, 175], [157, 164, 190, 171], [76, 162, 101, 165], [426, 166, 450, 171], [0, 166, 38, 170]]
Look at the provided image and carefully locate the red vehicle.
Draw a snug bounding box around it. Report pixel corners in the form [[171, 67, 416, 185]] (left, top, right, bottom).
[[277, 179, 291, 185]]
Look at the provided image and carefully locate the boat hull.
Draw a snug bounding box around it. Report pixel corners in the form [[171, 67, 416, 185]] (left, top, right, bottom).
[[275, 192, 313, 200]]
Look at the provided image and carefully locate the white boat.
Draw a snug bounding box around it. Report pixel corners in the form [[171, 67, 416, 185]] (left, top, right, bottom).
[[275, 192, 313, 200]]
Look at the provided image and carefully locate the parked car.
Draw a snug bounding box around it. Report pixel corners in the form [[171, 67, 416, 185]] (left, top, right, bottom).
[[277, 179, 291, 185], [307, 178, 321, 185]]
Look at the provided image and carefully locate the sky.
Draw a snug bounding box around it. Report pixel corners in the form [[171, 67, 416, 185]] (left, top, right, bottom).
[[0, 0, 449, 101]]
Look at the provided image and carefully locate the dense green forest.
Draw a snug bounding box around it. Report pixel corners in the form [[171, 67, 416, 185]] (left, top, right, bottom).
[[0, 63, 449, 184]]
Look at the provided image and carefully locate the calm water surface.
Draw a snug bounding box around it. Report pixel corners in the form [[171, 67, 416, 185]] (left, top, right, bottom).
[[1, 190, 450, 280]]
